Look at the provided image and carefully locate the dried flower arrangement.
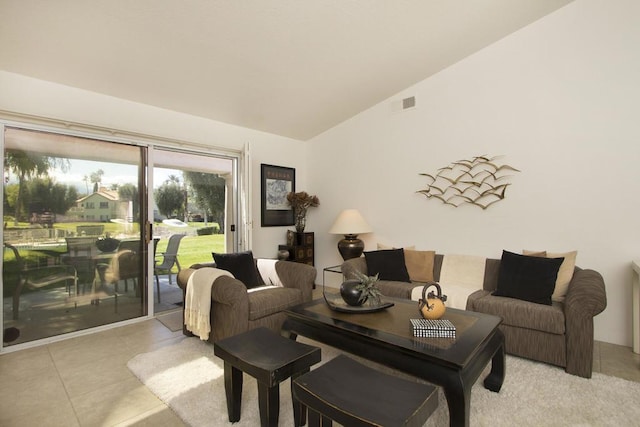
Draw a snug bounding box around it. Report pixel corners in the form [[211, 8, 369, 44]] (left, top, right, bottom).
[[286, 191, 320, 232]]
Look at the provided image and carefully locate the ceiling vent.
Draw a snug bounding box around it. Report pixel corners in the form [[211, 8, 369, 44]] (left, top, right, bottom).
[[402, 96, 416, 110]]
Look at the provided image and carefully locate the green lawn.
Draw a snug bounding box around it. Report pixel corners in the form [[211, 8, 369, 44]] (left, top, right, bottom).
[[156, 233, 224, 269], [3, 233, 225, 298]]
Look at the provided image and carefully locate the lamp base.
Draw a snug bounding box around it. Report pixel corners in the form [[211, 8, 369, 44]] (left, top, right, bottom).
[[337, 234, 365, 260]]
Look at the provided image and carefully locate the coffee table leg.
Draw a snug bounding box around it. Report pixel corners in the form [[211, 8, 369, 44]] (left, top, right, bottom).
[[257, 382, 280, 427], [224, 362, 243, 422], [483, 329, 505, 392], [443, 376, 471, 427]]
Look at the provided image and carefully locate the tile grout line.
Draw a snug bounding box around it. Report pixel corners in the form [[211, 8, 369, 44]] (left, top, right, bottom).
[[46, 344, 83, 426]]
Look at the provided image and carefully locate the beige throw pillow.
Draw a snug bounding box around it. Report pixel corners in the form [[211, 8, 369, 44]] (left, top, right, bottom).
[[523, 249, 578, 302], [404, 250, 435, 282]]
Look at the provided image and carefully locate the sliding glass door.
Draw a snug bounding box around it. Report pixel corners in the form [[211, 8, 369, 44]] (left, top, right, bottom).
[[1, 123, 243, 349], [151, 148, 237, 312], [2, 126, 148, 347]]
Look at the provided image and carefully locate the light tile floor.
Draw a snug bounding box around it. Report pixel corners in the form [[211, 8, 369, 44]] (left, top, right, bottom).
[[1, 310, 639, 426]]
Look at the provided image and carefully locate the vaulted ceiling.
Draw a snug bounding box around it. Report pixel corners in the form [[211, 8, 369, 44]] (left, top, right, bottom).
[[0, 0, 573, 140]]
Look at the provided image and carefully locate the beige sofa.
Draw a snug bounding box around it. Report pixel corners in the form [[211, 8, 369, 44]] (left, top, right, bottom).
[[177, 260, 316, 343], [342, 253, 606, 378]]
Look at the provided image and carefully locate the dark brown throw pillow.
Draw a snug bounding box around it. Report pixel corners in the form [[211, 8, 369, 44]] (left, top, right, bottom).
[[364, 248, 411, 283], [493, 250, 564, 305], [212, 251, 262, 289]]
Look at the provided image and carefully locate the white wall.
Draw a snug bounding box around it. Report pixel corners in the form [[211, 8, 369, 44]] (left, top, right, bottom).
[[308, 0, 640, 346], [0, 71, 307, 259], [2, 0, 638, 347]]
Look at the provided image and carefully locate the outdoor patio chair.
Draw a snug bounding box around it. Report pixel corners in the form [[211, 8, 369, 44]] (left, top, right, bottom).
[[95, 249, 140, 312], [154, 233, 185, 302], [4, 243, 78, 320]]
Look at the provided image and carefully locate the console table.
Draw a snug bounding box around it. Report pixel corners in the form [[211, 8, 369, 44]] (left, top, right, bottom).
[[632, 260, 640, 354]]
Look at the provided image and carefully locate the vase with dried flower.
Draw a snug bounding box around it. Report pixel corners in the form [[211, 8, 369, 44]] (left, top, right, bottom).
[[286, 191, 320, 233]]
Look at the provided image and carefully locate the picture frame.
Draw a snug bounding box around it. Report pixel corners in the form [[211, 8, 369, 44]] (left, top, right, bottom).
[[261, 164, 295, 227]]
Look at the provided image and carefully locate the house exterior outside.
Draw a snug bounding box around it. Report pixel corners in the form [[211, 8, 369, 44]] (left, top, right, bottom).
[[74, 188, 126, 222]]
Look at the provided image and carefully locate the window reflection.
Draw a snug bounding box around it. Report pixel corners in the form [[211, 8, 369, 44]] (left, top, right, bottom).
[[3, 127, 144, 347]]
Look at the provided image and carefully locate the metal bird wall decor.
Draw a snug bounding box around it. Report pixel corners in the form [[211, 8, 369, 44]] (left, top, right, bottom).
[[417, 155, 520, 209]]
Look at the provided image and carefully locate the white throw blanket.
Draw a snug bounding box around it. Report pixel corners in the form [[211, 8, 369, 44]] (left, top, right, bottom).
[[184, 267, 233, 341], [412, 254, 487, 309], [257, 259, 283, 287]]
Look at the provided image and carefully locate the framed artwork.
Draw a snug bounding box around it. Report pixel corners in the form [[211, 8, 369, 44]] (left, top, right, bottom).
[[261, 164, 295, 227]]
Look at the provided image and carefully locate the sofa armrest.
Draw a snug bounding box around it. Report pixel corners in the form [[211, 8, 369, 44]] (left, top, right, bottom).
[[465, 289, 492, 311], [564, 267, 606, 377], [341, 257, 367, 280], [275, 261, 316, 303], [565, 268, 607, 318]]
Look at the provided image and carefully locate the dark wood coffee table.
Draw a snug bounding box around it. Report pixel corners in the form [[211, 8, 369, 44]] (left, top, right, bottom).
[[282, 297, 505, 427]]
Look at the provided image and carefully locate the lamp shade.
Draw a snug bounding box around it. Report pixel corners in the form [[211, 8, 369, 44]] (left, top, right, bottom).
[[329, 209, 372, 235], [329, 209, 373, 260]]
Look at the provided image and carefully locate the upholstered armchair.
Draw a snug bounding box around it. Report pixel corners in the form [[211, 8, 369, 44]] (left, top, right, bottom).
[[177, 259, 315, 343]]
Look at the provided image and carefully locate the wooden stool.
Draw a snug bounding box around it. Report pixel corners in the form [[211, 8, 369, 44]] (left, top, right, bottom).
[[293, 355, 439, 427], [213, 327, 321, 427]]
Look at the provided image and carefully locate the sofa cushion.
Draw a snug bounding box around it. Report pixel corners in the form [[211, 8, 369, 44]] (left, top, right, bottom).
[[524, 249, 577, 302], [212, 251, 263, 289], [364, 249, 411, 282], [376, 280, 415, 299], [404, 250, 435, 282], [471, 292, 566, 335], [248, 286, 303, 320], [376, 245, 434, 282], [493, 250, 563, 305]]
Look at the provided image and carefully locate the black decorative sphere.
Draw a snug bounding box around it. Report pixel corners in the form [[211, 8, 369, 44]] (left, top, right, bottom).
[[340, 279, 364, 306]]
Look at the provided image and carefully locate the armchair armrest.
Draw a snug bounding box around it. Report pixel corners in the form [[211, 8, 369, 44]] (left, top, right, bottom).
[[274, 261, 316, 302], [211, 275, 249, 307], [210, 275, 250, 341]]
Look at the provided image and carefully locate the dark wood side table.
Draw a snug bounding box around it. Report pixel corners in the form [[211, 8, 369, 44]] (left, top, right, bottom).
[[213, 327, 321, 427], [293, 354, 439, 426], [279, 232, 314, 266]]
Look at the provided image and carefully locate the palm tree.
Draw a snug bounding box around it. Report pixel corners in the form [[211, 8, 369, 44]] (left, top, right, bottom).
[[83, 174, 90, 195], [4, 150, 67, 225], [90, 169, 104, 192]]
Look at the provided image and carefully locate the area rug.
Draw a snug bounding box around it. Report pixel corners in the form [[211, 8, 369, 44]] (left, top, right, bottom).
[[156, 310, 183, 332], [128, 337, 640, 426]]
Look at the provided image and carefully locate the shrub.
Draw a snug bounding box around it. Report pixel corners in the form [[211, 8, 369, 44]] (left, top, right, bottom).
[[196, 226, 218, 236]]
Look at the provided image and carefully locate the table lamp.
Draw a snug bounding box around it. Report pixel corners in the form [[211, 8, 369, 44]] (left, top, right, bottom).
[[329, 209, 373, 260]]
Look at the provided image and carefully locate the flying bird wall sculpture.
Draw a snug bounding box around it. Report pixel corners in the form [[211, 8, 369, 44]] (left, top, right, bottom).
[[417, 155, 520, 209]]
